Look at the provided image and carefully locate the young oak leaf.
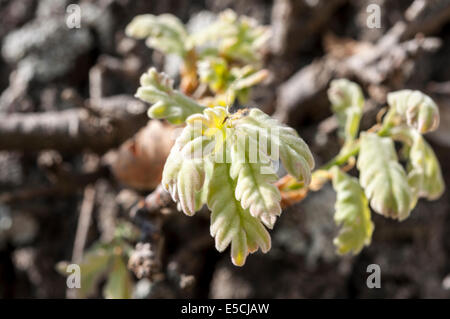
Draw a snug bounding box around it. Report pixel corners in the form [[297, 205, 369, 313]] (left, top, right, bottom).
[[390, 127, 445, 201], [330, 167, 374, 255], [185, 106, 230, 157], [228, 67, 269, 105], [197, 57, 231, 93], [327, 79, 364, 142], [387, 90, 440, 134], [234, 108, 315, 185], [176, 159, 207, 216], [161, 126, 208, 216], [136, 68, 205, 124], [207, 162, 271, 266], [161, 105, 315, 265], [408, 134, 445, 200], [125, 14, 189, 57], [197, 57, 269, 105], [190, 9, 271, 64], [161, 125, 193, 198], [357, 132, 413, 221], [230, 134, 281, 229], [163, 107, 229, 216], [186, 106, 228, 136]]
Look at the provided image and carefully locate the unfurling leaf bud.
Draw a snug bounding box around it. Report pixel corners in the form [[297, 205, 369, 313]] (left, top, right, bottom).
[[136, 68, 205, 124], [328, 79, 364, 142], [387, 90, 439, 134]]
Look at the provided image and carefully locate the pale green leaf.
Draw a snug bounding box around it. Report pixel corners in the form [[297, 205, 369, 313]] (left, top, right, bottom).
[[408, 134, 444, 200], [357, 132, 413, 221], [327, 79, 364, 141], [330, 167, 374, 255], [176, 159, 206, 216], [185, 106, 228, 135], [161, 106, 314, 265], [387, 90, 440, 134], [390, 127, 445, 201], [190, 9, 270, 64], [162, 108, 227, 215], [235, 108, 315, 184], [197, 57, 231, 93], [230, 134, 281, 229], [161, 125, 193, 196], [231, 68, 268, 91], [103, 255, 133, 299], [135, 68, 205, 124], [162, 126, 208, 216], [126, 14, 188, 57], [207, 162, 271, 266], [197, 57, 268, 104], [75, 244, 112, 298]]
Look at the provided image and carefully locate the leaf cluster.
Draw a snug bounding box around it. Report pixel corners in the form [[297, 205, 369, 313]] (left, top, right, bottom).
[[326, 80, 444, 254], [126, 10, 270, 104], [162, 106, 314, 265]]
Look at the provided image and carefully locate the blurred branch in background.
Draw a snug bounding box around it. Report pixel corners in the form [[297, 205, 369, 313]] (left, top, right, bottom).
[[273, 0, 448, 125], [0, 96, 148, 153]]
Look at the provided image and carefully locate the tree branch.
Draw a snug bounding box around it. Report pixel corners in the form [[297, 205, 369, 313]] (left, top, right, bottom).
[[0, 95, 149, 153]]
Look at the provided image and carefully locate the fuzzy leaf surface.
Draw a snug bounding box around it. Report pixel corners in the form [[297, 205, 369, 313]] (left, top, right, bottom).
[[207, 162, 271, 266], [126, 14, 189, 57], [191, 9, 270, 64], [235, 108, 315, 184], [387, 90, 439, 134], [136, 68, 205, 124], [230, 135, 281, 228], [327, 79, 364, 142], [331, 167, 374, 255], [390, 127, 445, 201], [357, 132, 413, 221], [408, 134, 444, 200], [162, 125, 209, 215]]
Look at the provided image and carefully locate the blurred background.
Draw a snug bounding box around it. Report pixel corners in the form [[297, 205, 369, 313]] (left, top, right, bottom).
[[0, 0, 450, 298]]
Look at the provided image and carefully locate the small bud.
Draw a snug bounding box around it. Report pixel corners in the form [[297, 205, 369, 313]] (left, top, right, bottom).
[[387, 90, 440, 134]]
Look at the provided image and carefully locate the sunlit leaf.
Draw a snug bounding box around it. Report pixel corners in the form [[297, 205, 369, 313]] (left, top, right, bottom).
[[161, 105, 314, 265], [126, 14, 189, 57], [176, 159, 206, 216], [230, 135, 281, 229], [190, 9, 270, 64], [197, 57, 231, 93], [387, 90, 439, 134], [357, 132, 413, 221], [390, 127, 445, 201], [408, 134, 445, 200], [327, 79, 364, 142], [207, 162, 271, 266], [235, 108, 315, 184], [231, 67, 268, 91], [162, 126, 208, 216], [330, 167, 374, 255], [136, 68, 205, 124], [197, 57, 268, 105]]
